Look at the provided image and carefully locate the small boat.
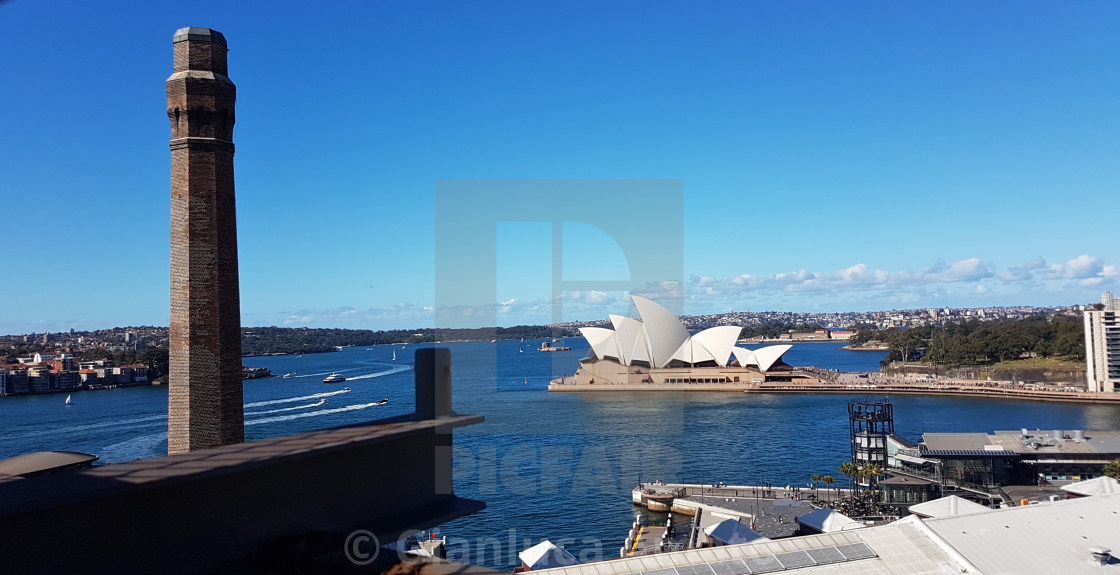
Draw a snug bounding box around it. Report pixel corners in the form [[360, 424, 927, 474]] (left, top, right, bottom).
[[342, 387, 352, 392], [323, 373, 346, 383], [282, 372, 294, 379], [375, 398, 389, 405], [392, 350, 397, 361], [315, 399, 327, 406], [65, 394, 72, 406]]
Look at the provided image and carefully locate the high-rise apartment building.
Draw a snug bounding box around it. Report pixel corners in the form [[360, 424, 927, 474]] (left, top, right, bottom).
[[166, 27, 244, 453], [1084, 292, 1120, 393]]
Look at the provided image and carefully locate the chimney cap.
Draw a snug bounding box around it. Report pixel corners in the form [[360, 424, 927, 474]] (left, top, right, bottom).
[[173, 27, 227, 47]]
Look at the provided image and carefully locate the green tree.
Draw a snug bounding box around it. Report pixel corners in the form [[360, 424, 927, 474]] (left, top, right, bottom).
[[142, 347, 171, 380], [838, 462, 859, 492], [1104, 459, 1120, 480], [860, 463, 882, 485], [810, 473, 822, 490], [821, 475, 836, 502]]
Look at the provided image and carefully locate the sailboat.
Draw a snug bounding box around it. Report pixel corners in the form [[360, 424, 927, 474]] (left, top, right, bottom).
[[65, 394, 72, 406], [392, 349, 397, 361]]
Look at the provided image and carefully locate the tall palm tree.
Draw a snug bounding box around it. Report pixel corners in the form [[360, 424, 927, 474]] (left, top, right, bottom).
[[861, 463, 883, 487], [838, 462, 858, 493], [821, 475, 836, 502], [810, 473, 822, 490]]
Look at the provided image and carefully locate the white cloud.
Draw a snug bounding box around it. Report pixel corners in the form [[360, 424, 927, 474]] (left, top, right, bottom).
[[1051, 254, 1104, 279]]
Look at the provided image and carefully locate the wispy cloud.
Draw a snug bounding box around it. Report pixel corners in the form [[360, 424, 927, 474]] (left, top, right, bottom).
[[994, 254, 1118, 287], [247, 254, 1118, 329]]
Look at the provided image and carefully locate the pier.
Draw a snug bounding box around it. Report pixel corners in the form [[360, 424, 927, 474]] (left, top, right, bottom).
[[550, 376, 1120, 404]]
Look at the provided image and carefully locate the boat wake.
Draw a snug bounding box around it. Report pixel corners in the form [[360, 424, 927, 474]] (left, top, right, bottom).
[[243, 400, 326, 417], [31, 414, 168, 438], [100, 431, 168, 463], [243, 389, 350, 408], [345, 365, 413, 381], [245, 401, 388, 426]]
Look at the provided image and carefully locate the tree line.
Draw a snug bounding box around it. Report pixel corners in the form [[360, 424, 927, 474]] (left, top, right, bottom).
[[849, 315, 1085, 366], [240, 325, 579, 355]]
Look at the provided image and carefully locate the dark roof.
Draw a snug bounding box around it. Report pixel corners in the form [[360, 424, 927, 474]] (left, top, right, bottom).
[[921, 449, 1020, 458], [879, 475, 932, 486], [0, 452, 98, 477]]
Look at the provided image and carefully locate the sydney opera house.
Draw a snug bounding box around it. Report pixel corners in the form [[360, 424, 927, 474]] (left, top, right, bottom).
[[552, 296, 820, 390]]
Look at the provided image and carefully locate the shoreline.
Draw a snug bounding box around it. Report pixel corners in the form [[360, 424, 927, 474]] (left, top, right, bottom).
[[548, 379, 1120, 404]]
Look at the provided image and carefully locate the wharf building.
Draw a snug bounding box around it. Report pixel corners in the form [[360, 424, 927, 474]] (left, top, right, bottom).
[[1084, 291, 1120, 393], [563, 296, 816, 389], [883, 428, 1120, 498]]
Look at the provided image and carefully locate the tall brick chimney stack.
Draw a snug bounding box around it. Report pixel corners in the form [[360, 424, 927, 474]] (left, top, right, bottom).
[[166, 27, 244, 454]]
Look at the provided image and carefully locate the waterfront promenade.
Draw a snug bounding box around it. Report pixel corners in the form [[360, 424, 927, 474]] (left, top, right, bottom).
[[551, 371, 1120, 404]]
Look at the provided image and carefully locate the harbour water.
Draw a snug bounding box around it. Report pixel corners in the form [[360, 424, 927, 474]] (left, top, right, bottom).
[[1, 340, 1117, 568]]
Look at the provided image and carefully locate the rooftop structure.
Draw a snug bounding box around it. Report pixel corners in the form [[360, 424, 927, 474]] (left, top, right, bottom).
[[887, 429, 1120, 488], [533, 494, 1120, 575], [0, 348, 484, 572], [0, 451, 98, 477]]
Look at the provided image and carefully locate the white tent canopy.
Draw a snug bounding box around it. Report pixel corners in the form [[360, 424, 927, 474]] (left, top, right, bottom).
[[908, 495, 990, 519], [1061, 476, 1120, 497], [703, 518, 770, 546], [796, 508, 863, 533], [518, 540, 580, 570]]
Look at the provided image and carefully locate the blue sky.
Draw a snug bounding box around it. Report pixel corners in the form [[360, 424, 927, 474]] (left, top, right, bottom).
[[2, 1, 1117, 332]]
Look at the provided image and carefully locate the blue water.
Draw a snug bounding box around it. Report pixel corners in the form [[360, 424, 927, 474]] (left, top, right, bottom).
[[1, 340, 1116, 568]]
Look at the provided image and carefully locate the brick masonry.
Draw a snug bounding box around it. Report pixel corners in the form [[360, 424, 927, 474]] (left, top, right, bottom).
[[166, 28, 244, 454]]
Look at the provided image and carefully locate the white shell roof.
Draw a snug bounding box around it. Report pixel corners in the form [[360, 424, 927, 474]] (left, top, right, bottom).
[[577, 295, 752, 367], [581, 296, 756, 368], [731, 344, 792, 372], [632, 296, 692, 368]]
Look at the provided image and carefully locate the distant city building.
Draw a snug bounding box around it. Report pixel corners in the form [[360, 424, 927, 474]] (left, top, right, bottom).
[[1084, 292, 1120, 393]]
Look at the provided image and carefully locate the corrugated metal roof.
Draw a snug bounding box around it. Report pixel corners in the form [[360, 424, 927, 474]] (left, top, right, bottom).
[[923, 493, 1120, 575], [533, 524, 966, 575]]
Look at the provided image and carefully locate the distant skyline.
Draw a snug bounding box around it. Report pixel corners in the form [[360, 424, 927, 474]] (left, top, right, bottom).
[[2, 1, 1117, 333]]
